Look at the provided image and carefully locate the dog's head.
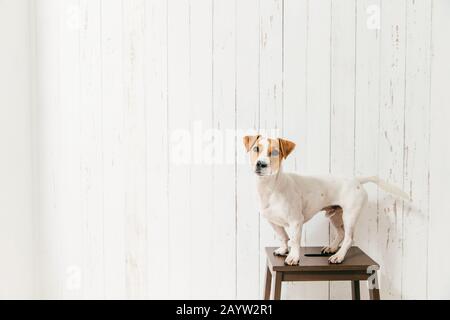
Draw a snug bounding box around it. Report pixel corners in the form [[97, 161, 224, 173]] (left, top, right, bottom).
[[243, 135, 296, 177]]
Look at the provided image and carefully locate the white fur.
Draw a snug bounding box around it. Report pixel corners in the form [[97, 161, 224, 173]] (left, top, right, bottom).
[[254, 138, 272, 175], [251, 139, 409, 265]]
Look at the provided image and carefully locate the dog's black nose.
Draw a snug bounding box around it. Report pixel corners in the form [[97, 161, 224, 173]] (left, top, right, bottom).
[[256, 161, 268, 169]]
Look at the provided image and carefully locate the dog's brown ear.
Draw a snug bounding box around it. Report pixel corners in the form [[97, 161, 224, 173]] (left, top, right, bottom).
[[279, 138, 296, 159], [243, 135, 261, 152]]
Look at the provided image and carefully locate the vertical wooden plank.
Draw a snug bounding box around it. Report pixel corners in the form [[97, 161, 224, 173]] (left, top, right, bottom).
[[303, 0, 332, 300], [0, 0, 33, 299], [283, 0, 308, 176], [122, 0, 148, 299], [212, 0, 237, 299], [145, 0, 170, 300], [236, 0, 260, 299], [428, 0, 450, 300], [282, 0, 308, 300], [329, 0, 356, 300], [354, 0, 380, 301], [59, 0, 84, 299], [402, 0, 431, 300], [259, 0, 283, 136], [30, 0, 40, 299], [167, 0, 192, 299], [330, 0, 357, 181], [79, 0, 104, 299], [259, 0, 283, 297], [101, 0, 127, 299], [35, 0, 64, 298], [189, 0, 214, 299], [377, 0, 406, 300]]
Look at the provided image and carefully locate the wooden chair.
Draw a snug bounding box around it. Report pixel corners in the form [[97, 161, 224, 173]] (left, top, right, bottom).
[[264, 247, 380, 300]]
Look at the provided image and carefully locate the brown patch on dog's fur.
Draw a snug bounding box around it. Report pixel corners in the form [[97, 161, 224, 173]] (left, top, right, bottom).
[[243, 135, 261, 152], [323, 205, 343, 218], [279, 138, 296, 160], [243, 135, 262, 167]]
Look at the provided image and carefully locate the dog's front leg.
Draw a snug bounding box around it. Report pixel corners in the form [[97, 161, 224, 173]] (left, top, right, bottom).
[[285, 221, 303, 266], [270, 223, 290, 256]]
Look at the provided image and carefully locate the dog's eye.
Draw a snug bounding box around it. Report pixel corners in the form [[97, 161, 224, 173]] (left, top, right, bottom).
[[253, 146, 260, 153], [271, 150, 279, 157]]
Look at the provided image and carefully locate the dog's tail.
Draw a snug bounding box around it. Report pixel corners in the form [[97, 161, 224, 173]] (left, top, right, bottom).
[[357, 176, 410, 201]]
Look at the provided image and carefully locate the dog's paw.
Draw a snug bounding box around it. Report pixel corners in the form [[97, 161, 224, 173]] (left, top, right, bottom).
[[285, 253, 300, 266], [321, 246, 338, 255], [328, 253, 345, 264], [274, 247, 289, 257]]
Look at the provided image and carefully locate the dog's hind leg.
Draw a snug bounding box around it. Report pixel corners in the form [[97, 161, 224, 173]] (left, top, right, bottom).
[[328, 194, 367, 264], [322, 207, 344, 255], [329, 230, 354, 264]]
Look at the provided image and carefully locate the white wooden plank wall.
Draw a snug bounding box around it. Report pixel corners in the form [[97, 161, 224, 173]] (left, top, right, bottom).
[[145, 0, 169, 299], [188, 0, 214, 300], [102, 0, 127, 299], [0, 0, 34, 299], [428, 0, 450, 300], [33, 0, 450, 299], [167, 0, 192, 299]]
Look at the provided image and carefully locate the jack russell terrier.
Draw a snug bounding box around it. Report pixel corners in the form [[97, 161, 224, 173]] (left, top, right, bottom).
[[243, 135, 409, 265]]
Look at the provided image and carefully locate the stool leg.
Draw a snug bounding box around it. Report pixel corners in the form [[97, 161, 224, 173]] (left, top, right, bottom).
[[272, 271, 283, 300], [369, 288, 380, 300], [263, 266, 272, 300], [368, 271, 380, 300], [351, 281, 360, 300]]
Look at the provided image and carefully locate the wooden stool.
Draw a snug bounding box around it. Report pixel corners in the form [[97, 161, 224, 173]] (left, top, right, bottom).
[[264, 247, 380, 300]]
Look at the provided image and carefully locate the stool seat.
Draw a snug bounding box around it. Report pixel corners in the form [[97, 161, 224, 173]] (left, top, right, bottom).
[[264, 247, 381, 300], [266, 247, 379, 272]]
